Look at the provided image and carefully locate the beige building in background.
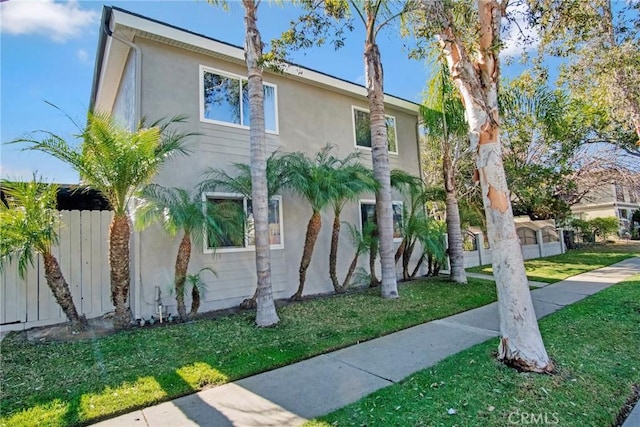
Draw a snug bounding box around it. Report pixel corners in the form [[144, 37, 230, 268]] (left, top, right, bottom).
[[90, 7, 423, 320], [570, 182, 640, 234]]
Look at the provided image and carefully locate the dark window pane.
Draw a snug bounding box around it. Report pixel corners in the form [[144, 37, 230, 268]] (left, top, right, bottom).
[[354, 109, 372, 148], [208, 197, 244, 248]]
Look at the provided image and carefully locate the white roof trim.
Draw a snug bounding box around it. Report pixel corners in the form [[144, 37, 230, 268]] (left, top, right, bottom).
[[109, 8, 419, 113]]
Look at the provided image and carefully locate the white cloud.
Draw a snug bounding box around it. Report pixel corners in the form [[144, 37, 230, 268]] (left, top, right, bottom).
[[500, 2, 540, 58], [76, 48, 89, 63], [0, 0, 98, 42]]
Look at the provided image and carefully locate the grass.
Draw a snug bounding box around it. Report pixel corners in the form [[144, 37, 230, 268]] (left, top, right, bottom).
[[0, 277, 497, 426], [467, 242, 640, 283], [1, 244, 637, 426], [308, 276, 640, 427]]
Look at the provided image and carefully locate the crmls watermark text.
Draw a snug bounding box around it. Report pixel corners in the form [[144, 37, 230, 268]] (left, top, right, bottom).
[[508, 412, 560, 425]]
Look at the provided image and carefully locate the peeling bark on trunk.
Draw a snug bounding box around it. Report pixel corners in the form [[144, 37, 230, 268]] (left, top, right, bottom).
[[427, 0, 552, 372], [292, 211, 321, 301], [243, 0, 279, 327], [444, 148, 467, 283], [364, 21, 398, 299], [174, 232, 191, 321], [110, 213, 131, 329], [43, 253, 87, 331]]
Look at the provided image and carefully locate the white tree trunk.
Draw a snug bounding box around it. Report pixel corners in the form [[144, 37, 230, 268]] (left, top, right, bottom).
[[364, 20, 398, 299], [424, 0, 552, 372], [243, 0, 279, 327]]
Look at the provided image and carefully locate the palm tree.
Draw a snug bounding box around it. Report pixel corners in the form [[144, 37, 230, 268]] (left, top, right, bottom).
[[337, 223, 375, 292], [15, 112, 191, 329], [390, 170, 447, 280], [203, 151, 289, 309], [284, 144, 348, 300], [327, 155, 379, 293], [0, 178, 87, 331], [271, 1, 417, 299], [421, 61, 469, 284], [134, 183, 244, 321]]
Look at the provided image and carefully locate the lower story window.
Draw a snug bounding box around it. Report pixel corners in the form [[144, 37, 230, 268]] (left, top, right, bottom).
[[205, 193, 283, 252], [360, 200, 403, 240]]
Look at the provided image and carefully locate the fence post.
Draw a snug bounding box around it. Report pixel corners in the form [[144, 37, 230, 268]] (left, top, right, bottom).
[[536, 229, 544, 258], [476, 232, 485, 265]]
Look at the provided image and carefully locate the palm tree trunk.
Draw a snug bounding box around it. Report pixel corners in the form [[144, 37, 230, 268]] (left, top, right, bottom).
[[364, 23, 398, 299], [337, 251, 360, 293], [410, 253, 426, 279], [292, 211, 321, 300], [329, 207, 341, 292], [444, 147, 468, 283], [243, 0, 279, 327], [394, 238, 405, 264], [368, 239, 379, 287], [110, 213, 131, 329], [402, 240, 416, 280], [190, 285, 201, 317], [174, 232, 191, 321], [43, 252, 87, 331]]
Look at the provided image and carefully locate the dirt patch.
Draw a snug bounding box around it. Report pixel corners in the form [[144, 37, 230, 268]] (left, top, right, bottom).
[[20, 315, 118, 343], [8, 279, 426, 344]]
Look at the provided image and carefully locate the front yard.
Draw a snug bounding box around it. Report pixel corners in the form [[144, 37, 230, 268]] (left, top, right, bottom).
[[1, 243, 638, 426]]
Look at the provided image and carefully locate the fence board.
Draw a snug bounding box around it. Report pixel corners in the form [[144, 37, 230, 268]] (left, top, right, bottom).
[[25, 258, 38, 322], [101, 212, 112, 312], [80, 211, 92, 314], [68, 211, 82, 310], [2, 260, 18, 323], [89, 212, 103, 314]]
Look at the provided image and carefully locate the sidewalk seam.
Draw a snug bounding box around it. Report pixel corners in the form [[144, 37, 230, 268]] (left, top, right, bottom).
[[432, 319, 500, 335], [321, 354, 397, 385]]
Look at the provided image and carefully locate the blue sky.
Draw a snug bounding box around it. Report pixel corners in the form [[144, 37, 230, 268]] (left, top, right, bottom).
[[0, 0, 531, 184]]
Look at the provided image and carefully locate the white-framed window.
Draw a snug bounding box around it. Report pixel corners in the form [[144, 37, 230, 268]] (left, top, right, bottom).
[[359, 200, 403, 242], [352, 106, 398, 154], [203, 192, 284, 253], [200, 65, 279, 134]]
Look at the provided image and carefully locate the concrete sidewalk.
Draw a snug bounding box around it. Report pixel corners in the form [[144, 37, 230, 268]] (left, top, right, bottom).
[[92, 257, 640, 427]]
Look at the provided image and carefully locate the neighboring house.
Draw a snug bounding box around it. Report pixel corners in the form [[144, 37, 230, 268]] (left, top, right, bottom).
[[570, 182, 640, 234], [90, 7, 423, 320]]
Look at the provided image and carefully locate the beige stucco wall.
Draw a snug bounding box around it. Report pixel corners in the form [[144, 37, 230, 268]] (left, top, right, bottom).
[[127, 37, 422, 318], [112, 50, 136, 131]]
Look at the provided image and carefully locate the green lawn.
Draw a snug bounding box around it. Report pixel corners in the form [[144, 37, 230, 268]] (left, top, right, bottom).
[[309, 276, 640, 427], [1, 244, 637, 426], [467, 243, 640, 283], [0, 277, 497, 427]]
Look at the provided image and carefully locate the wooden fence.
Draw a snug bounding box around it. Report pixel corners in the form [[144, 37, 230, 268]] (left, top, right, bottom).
[[1, 210, 113, 332]]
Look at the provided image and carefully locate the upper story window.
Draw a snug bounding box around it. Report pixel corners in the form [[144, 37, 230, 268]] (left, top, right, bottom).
[[352, 106, 398, 154], [360, 200, 403, 241], [204, 193, 283, 253], [200, 66, 278, 133]]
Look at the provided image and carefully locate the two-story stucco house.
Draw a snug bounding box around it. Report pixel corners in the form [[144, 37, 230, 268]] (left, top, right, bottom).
[[571, 182, 640, 235], [90, 6, 423, 320]]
